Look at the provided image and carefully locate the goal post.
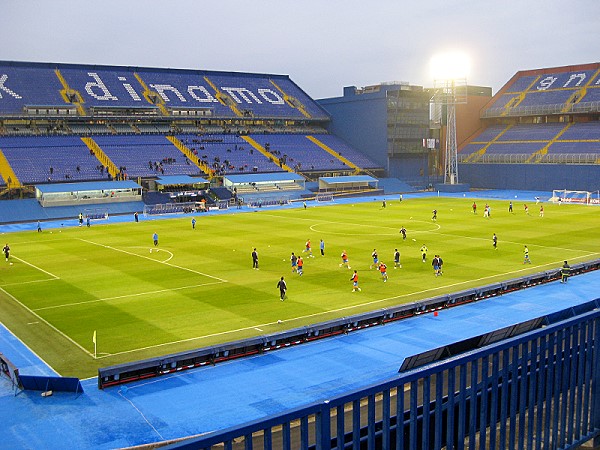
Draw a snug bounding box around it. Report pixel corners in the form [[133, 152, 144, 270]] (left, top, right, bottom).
[[550, 190, 595, 205], [316, 193, 334, 203]]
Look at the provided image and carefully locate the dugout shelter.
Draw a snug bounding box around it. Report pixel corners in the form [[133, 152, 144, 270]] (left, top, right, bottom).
[[35, 180, 142, 207], [223, 172, 305, 194], [318, 175, 378, 192]]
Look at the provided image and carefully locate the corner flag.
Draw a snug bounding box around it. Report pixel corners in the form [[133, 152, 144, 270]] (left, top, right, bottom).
[[92, 330, 96, 344]]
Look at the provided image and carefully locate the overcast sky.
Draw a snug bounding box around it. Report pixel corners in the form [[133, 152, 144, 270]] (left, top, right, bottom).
[[1, 0, 598, 99]]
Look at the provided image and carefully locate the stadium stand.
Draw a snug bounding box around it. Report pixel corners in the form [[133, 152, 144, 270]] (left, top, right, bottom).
[[0, 135, 107, 185], [459, 63, 600, 190]]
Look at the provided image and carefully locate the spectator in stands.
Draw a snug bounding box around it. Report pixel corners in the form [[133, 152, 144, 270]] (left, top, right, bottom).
[[277, 276, 287, 301], [49, 166, 53, 175], [252, 248, 259, 269]]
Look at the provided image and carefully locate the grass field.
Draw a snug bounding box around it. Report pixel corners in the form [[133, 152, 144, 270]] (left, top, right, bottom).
[[0, 196, 598, 379]]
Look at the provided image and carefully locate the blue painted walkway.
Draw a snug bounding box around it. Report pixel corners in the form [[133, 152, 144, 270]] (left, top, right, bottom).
[[1, 268, 598, 449]]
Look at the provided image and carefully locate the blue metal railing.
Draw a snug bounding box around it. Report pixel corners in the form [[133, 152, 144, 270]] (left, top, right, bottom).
[[165, 308, 600, 450]]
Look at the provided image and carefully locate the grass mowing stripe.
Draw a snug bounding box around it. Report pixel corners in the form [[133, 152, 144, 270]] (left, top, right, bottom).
[[33, 281, 226, 311], [77, 237, 228, 282], [11, 255, 60, 279], [0, 285, 94, 358]]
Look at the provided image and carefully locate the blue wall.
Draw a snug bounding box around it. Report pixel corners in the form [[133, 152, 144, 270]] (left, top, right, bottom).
[[318, 94, 388, 169], [459, 163, 600, 192]]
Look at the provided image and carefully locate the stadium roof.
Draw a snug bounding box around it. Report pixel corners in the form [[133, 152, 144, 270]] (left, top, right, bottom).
[[224, 173, 304, 184], [35, 180, 141, 194], [319, 175, 378, 184], [155, 175, 208, 186]]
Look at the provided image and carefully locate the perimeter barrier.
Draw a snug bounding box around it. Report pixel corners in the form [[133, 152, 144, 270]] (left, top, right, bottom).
[[98, 259, 600, 389]]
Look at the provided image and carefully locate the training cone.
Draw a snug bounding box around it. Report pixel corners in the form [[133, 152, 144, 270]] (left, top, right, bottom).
[[433, 311, 439, 317]]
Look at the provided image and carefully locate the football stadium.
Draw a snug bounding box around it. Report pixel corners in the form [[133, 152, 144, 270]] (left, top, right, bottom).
[[0, 42, 600, 450]]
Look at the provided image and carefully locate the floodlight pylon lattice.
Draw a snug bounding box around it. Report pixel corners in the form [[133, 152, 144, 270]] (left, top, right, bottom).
[[431, 79, 467, 185]]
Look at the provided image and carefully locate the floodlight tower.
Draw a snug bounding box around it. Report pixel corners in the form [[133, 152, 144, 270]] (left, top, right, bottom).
[[430, 52, 469, 185], [432, 78, 467, 184]]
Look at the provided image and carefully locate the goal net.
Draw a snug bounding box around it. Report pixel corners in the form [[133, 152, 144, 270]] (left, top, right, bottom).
[[316, 193, 334, 203], [550, 190, 598, 205]]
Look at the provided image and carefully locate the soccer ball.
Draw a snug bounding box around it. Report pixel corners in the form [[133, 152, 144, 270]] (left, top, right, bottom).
[[277, 320, 282, 323], [149, 249, 152, 253], [9, 263, 13, 266], [412, 238, 417, 242]]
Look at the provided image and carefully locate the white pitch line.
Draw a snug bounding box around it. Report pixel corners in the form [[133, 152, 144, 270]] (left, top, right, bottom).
[[1, 278, 59, 288], [0, 286, 94, 358], [93, 253, 598, 360], [11, 255, 60, 280], [76, 238, 227, 282], [33, 281, 225, 311]]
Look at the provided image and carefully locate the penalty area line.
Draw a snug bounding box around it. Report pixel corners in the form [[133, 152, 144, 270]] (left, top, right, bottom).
[[33, 281, 226, 311], [0, 285, 95, 358], [11, 255, 60, 280], [76, 238, 227, 282]]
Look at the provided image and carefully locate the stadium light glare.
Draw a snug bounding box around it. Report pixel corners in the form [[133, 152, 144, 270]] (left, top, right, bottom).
[[429, 51, 471, 81]]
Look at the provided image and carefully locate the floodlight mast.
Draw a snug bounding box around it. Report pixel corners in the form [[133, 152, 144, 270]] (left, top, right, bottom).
[[431, 78, 466, 185], [445, 82, 458, 185]]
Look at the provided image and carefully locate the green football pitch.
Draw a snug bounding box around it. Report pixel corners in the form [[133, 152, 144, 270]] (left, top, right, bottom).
[[0, 196, 598, 379]]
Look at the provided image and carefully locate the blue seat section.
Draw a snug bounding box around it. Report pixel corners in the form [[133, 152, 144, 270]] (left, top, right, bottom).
[[59, 67, 156, 110], [264, 77, 330, 120], [249, 134, 351, 172], [0, 136, 107, 184], [310, 134, 379, 168], [559, 122, 600, 140], [485, 69, 599, 112], [486, 94, 515, 110], [485, 142, 544, 154], [518, 89, 574, 107], [206, 73, 306, 119], [92, 135, 202, 178], [0, 65, 64, 114], [460, 143, 486, 155], [135, 69, 235, 117], [547, 141, 600, 154], [0, 62, 329, 120], [497, 123, 566, 141], [470, 125, 507, 142], [504, 75, 538, 93], [176, 134, 284, 176], [580, 86, 600, 102]]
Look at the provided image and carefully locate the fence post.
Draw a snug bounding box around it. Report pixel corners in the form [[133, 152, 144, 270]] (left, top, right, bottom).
[[592, 317, 600, 448], [315, 401, 331, 450]]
